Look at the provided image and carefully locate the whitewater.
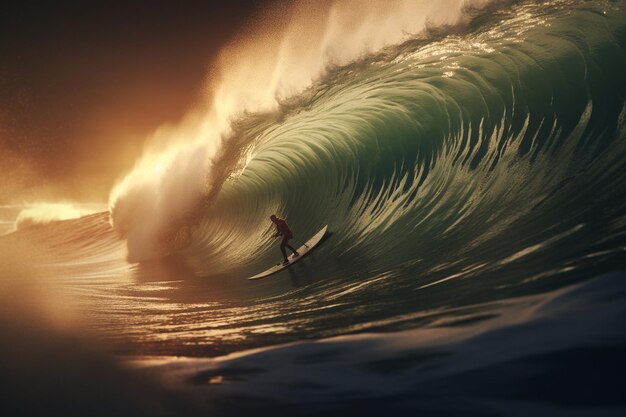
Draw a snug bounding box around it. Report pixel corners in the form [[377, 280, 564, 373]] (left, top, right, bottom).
[[2, 1, 626, 415]]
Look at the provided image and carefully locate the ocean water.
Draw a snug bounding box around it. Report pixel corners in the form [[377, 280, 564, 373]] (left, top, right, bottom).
[[2, 1, 626, 415]]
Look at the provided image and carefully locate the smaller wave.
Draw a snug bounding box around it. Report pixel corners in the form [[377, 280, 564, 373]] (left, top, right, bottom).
[[15, 203, 99, 231]]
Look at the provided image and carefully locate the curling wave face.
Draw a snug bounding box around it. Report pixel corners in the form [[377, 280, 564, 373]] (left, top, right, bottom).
[[188, 0, 626, 287]]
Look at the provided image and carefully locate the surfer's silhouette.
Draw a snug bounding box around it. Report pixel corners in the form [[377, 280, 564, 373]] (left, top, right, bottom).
[[270, 215, 299, 265]]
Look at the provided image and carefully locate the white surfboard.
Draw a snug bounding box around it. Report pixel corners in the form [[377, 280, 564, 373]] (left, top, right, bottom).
[[248, 225, 328, 280]]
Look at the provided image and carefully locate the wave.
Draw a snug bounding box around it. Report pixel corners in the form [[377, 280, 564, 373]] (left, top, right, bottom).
[[4, 7, 626, 415], [3, 4, 626, 410], [176, 0, 626, 285]]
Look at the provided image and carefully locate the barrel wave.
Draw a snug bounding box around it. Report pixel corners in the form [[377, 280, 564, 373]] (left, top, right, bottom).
[[4, 2, 626, 412], [184, 0, 626, 303]]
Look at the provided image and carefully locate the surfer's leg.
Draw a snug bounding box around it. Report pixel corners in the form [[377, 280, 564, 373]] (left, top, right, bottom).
[[280, 239, 289, 263], [285, 244, 299, 256], [284, 236, 299, 256]]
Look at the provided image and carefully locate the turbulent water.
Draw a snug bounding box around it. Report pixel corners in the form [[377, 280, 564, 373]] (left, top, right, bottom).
[[3, 1, 626, 415]]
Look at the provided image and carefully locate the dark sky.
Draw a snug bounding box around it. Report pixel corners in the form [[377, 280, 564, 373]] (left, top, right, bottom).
[[0, 0, 270, 203]]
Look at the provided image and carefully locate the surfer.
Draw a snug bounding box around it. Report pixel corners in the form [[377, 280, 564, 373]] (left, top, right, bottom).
[[270, 215, 299, 265]]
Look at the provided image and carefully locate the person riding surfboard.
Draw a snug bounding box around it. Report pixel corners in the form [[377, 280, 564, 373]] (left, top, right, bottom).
[[270, 215, 299, 265]]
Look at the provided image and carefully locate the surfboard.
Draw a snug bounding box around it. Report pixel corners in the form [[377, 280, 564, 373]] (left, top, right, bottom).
[[248, 225, 328, 280]]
